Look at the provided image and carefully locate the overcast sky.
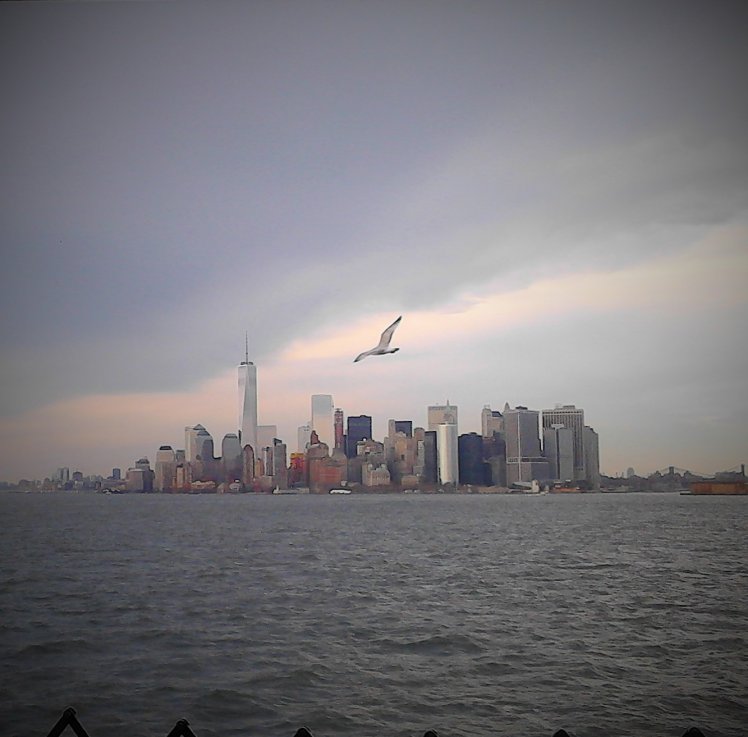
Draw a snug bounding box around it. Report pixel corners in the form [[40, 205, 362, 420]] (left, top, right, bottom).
[[1, 1, 746, 480]]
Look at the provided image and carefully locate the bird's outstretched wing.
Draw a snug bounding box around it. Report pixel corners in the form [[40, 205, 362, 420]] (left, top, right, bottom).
[[375, 315, 402, 350]]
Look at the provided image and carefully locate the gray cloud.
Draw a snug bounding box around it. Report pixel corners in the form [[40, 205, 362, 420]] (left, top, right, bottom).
[[1, 0, 747, 434]]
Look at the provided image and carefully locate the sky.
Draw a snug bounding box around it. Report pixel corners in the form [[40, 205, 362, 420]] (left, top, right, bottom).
[[1, 0, 746, 481]]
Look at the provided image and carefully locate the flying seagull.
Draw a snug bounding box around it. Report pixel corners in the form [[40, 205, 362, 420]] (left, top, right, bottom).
[[354, 316, 402, 362]]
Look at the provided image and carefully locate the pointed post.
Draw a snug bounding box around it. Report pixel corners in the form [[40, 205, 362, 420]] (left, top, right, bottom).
[[165, 718, 198, 737], [46, 708, 92, 737]]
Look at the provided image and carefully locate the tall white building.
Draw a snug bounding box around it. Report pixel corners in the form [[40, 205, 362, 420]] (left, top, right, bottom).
[[436, 423, 459, 485], [311, 394, 334, 449], [238, 337, 258, 456]]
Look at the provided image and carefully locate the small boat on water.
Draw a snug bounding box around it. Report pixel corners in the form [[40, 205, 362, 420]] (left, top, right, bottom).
[[329, 488, 351, 494]]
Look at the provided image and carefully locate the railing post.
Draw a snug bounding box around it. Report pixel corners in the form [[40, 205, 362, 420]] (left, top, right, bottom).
[[43, 707, 710, 737], [46, 708, 92, 737], [165, 718, 198, 737]]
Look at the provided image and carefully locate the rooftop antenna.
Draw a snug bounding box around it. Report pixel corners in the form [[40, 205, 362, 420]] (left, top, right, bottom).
[[245, 331, 249, 364]]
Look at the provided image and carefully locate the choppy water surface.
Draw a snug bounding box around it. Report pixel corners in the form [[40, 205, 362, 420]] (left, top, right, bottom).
[[1, 492, 746, 737]]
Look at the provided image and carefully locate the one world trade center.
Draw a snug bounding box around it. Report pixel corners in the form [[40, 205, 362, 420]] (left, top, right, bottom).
[[238, 335, 258, 457]]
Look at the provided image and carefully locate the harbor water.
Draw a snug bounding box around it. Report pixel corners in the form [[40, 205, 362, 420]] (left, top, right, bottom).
[[1, 492, 746, 737]]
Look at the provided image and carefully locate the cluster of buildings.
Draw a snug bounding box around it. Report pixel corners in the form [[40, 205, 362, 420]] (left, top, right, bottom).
[[118, 348, 600, 494]]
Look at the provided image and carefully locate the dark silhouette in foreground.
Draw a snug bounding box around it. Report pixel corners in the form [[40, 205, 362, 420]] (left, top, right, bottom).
[[45, 706, 708, 737]]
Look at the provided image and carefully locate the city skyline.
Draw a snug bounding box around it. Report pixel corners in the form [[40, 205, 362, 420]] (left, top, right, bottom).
[[42, 393, 603, 492], [1, 2, 746, 481], [1, 370, 739, 483]]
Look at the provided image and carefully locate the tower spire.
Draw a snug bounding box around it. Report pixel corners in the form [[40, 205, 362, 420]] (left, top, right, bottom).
[[245, 331, 249, 364]]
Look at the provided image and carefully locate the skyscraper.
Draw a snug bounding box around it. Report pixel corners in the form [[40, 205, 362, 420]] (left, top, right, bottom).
[[422, 430, 438, 484], [334, 408, 345, 450], [242, 444, 255, 487], [583, 426, 601, 489], [238, 335, 258, 456], [154, 446, 177, 491], [481, 406, 503, 437], [543, 424, 574, 481], [257, 425, 278, 455], [504, 405, 549, 485], [221, 433, 242, 482], [346, 415, 372, 457], [541, 405, 585, 480], [311, 394, 334, 449], [505, 406, 541, 459], [387, 419, 413, 438], [185, 424, 206, 464], [194, 427, 214, 461], [132, 457, 154, 492], [458, 432, 485, 485], [483, 433, 507, 487], [272, 439, 288, 489], [388, 431, 418, 484], [428, 402, 458, 431], [436, 423, 459, 485], [297, 424, 312, 453]]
